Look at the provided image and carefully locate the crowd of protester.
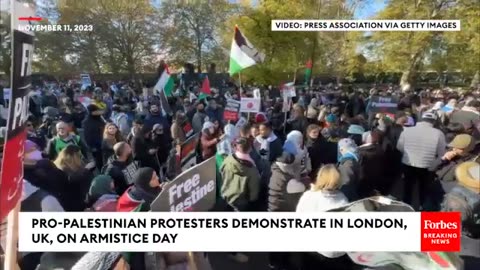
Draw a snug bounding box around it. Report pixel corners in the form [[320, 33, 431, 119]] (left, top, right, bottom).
[[0, 78, 479, 270]]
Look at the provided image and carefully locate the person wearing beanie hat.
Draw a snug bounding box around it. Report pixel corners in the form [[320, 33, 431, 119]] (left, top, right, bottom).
[[431, 134, 479, 187], [86, 174, 118, 211], [347, 124, 365, 146], [397, 109, 446, 210], [285, 131, 312, 181], [255, 112, 268, 124]]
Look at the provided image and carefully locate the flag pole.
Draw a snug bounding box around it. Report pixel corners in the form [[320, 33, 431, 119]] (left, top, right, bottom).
[[238, 72, 242, 88], [3, 202, 20, 270]]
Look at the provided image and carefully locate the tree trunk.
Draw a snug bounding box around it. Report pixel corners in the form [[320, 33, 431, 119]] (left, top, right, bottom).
[[196, 45, 202, 73], [126, 53, 140, 92]]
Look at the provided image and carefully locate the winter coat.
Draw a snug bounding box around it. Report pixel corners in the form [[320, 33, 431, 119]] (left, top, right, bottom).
[[220, 154, 261, 211], [102, 156, 139, 195], [338, 158, 360, 201], [268, 162, 306, 212], [82, 114, 105, 151]]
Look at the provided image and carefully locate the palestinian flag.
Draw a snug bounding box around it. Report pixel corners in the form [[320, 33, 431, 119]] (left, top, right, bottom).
[[304, 59, 312, 85], [199, 76, 211, 100], [229, 25, 265, 76], [154, 65, 174, 115]]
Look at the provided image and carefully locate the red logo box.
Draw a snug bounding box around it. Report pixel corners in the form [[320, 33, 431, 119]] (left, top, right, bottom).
[[421, 212, 461, 252]]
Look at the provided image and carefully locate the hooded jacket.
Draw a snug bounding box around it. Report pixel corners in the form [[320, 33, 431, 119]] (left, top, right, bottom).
[[220, 154, 261, 211], [268, 161, 305, 212], [82, 110, 106, 151], [103, 156, 139, 195]]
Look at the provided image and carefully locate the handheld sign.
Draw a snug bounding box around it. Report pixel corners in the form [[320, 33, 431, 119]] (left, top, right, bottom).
[[178, 133, 199, 171], [224, 98, 241, 121], [240, 97, 261, 113], [253, 88, 261, 99], [0, 10, 34, 221], [150, 157, 216, 212], [369, 96, 398, 114], [80, 74, 92, 87]]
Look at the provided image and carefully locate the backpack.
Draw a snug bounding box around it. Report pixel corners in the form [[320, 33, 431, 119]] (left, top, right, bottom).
[[21, 189, 49, 212], [442, 185, 480, 238]]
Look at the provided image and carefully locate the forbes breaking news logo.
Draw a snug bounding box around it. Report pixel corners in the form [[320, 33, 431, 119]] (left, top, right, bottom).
[[421, 212, 461, 252]]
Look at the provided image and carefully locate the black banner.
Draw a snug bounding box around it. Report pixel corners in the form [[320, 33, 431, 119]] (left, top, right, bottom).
[[0, 30, 34, 220]]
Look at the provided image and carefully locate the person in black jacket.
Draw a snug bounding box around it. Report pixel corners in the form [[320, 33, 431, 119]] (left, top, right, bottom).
[[53, 145, 95, 211], [151, 123, 172, 171], [102, 142, 139, 195], [254, 122, 284, 164], [131, 125, 158, 170], [358, 130, 387, 197], [82, 104, 106, 170], [306, 124, 337, 178]]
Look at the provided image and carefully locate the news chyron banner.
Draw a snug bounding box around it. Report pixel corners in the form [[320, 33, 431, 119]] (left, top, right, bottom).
[[0, 2, 34, 221]]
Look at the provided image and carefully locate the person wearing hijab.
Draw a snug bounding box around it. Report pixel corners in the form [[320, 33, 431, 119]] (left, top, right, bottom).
[[86, 175, 118, 211], [200, 121, 223, 161], [285, 130, 312, 183], [347, 123, 365, 146], [337, 138, 360, 201], [117, 167, 161, 212]]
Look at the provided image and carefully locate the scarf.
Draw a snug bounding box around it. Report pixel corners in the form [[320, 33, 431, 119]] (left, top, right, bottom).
[[255, 132, 277, 150]]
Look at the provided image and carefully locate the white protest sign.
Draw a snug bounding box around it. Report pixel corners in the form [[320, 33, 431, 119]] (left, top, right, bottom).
[[240, 98, 261, 113], [253, 88, 261, 99], [3, 88, 11, 101], [80, 74, 92, 87], [282, 82, 296, 97], [235, 117, 248, 130]]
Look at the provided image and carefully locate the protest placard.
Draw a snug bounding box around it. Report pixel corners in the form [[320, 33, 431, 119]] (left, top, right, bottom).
[[80, 74, 92, 87], [223, 98, 241, 121], [369, 96, 398, 114], [3, 88, 10, 101], [151, 157, 216, 212], [178, 133, 199, 171], [240, 98, 261, 113]]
